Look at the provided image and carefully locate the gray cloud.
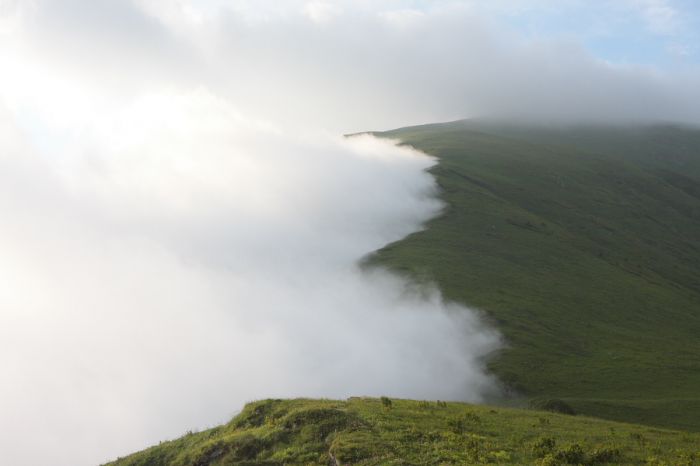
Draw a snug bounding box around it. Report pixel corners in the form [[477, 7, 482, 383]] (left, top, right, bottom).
[[6, 1, 699, 130], [144, 1, 700, 128]]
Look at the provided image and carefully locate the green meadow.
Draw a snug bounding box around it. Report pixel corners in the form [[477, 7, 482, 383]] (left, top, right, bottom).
[[106, 398, 700, 465], [371, 121, 700, 431]]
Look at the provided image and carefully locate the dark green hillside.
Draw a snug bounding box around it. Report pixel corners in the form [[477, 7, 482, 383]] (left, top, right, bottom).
[[372, 121, 700, 431], [106, 398, 700, 465]]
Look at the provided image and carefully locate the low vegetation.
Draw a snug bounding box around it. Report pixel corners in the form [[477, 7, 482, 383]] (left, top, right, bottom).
[[106, 398, 700, 465]]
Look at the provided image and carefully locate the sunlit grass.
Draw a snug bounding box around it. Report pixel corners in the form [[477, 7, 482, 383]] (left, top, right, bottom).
[[106, 398, 700, 465]]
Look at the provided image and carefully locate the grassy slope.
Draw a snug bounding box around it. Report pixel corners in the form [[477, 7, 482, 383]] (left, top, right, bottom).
[[106, 398, 700, 465], [370, 121, 700, 431]]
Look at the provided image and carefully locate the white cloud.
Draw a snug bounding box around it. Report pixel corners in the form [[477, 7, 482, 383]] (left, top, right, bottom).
[[6, 0, 700, 130], [304, 1, 341, 23], [629, 0, 680, 35], [0, 84, 500, 466]]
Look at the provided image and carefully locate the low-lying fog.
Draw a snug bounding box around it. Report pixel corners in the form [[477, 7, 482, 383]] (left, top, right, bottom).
[[0, 91, 500, 465]]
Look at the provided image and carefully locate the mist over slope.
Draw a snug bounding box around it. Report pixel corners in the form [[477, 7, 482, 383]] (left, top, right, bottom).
[[374, 120, 700, 430], [0, 94, 501, 466]]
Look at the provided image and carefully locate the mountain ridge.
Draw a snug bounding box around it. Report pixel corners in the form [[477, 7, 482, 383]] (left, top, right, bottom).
[[371, 120, 700, 431]]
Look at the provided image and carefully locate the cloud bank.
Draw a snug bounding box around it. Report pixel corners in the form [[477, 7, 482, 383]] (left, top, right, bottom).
[[3, 0, 700, 134], [0, 88, 499, 466], [1, 1, 698, 465]]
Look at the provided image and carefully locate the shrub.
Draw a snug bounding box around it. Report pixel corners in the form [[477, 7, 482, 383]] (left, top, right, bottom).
[[676, 451, 698, 466], [230, 434, 267, 461], [589, 446, 622, 464], [418, 401, 432, 409], [630, 432, 646, 446], [531, 399, 576, 415], [232, 399, 283, 428], [553, 443, 585, 464], [535, 454, 558, 466], [282, 408, 352, 440], [192, 435, 267, 465], [645, 456, 670, 466], [448, 417, 465, 434], [489, 450, 512, 462], [532, 437, 557, 458], [448, 412, 482, 434], [465, 438, 483, 462], [380, 397, 392, 409]]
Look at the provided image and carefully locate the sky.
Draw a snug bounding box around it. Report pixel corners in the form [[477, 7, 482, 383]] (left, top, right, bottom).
[[484, 0, 700, 68], [167, 0, 700, 68], [2, 0, 700, 133], [0, 1, 699, 465]]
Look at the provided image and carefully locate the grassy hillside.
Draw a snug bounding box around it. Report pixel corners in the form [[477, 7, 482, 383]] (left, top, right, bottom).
[[371, 121, 700, 431], [105, 397, 700, 465]]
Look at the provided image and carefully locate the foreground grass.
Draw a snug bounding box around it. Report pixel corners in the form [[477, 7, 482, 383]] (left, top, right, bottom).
[[371, 121, 700, 431], [106, 398, 700, 465]]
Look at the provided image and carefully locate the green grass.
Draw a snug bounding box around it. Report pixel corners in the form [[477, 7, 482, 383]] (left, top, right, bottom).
[[106, 397, 700, 465], [369, 120, 700, 431]]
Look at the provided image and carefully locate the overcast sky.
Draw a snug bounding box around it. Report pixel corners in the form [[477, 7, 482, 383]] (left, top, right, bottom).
[[2, 0, 700, 134], [0, 1, 699, 466]]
